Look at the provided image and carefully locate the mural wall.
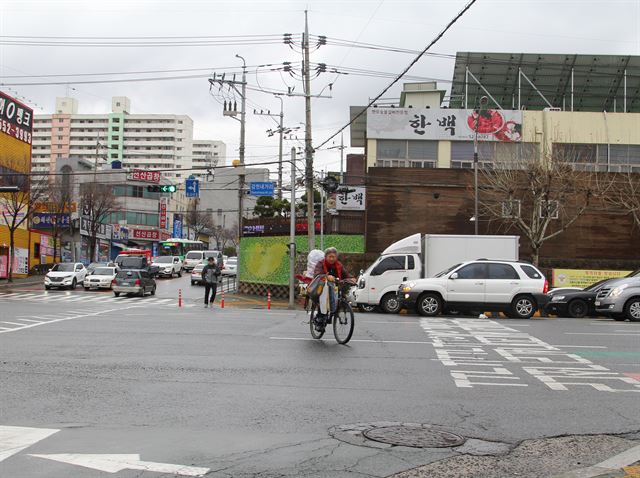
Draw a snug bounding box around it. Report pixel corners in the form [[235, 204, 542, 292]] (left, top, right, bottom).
[[239, 235, 365, 285]]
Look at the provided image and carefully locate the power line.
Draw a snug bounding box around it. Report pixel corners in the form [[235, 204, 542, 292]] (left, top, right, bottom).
[[314, 0, 479, 151]]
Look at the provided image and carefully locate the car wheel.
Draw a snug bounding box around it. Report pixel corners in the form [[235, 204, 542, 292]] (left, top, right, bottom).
[[114, 292, 120, 297], [624, 297, 640, 322], [511, 295, 537, 319], [151, 285, 156, 296], [178, 269, 182, 277], [567, 299, 588, 318], [358, 304, 377, 313], [191, 281, 196, 286], [380, 293, 402, 314], [417, 293, 442, 317], [70, 278, 77, 290], [45, 285, 51, 290]]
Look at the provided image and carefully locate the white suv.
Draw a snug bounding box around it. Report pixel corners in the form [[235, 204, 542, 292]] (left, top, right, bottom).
[[399, 260, 548, 319]]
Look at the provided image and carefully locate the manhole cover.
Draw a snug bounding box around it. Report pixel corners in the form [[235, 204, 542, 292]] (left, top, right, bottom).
[[363, 425, 466, 448]]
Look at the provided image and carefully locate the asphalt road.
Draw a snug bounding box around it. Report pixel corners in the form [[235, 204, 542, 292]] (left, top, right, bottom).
[[1, 279, 639, 477]]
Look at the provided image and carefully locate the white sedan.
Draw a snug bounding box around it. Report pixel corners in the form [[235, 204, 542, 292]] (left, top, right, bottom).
[[222, 257, 237, 276], [83, 266, 118, 290], [191, 262, 205, 285]]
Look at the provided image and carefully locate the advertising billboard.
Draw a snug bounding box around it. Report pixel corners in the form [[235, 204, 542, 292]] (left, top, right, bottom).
[[366, 108, 522, 142], [0, 91, 33, 182]]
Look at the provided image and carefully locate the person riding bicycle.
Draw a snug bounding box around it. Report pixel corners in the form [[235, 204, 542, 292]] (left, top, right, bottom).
[[312, 247, 353, 327]]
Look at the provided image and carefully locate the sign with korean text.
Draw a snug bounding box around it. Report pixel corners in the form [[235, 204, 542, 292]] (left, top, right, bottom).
[[159, 198, 168, 229], [185, 178, 199, 198], [130, 169, 161, 183], [173, 215, 183, 239], [31, 213, 70, 229], [132, 229, 159, 240], [336, 187, 366, 211], [80, 217, 113, 240], [33, 201, 77, 213], [243, 220, 321, 236], [552, 269, 632, 289], [0, 91, 33, 146], [250, 182, 275, 197], [366, 108, 522, 142]]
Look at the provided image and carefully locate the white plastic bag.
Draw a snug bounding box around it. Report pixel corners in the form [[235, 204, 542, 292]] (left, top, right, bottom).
[[305, 249, 325, 279]]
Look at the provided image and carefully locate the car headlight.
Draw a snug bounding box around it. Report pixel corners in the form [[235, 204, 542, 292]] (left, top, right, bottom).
[[551, 295, 565, 302], [611, 284, 628, 297]]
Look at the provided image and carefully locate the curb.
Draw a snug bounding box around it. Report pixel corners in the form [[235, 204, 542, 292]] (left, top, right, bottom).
[[0, 278, 44, 289], [554, 444, 640, 478]]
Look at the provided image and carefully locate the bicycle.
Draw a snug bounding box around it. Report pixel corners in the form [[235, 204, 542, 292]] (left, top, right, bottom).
[[308, 279, 355, 345]]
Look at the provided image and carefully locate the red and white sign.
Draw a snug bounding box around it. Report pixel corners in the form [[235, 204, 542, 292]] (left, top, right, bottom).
[[131, 170, 161, 183], [159, 198, 167, 229], [132, 229, 159, 240]]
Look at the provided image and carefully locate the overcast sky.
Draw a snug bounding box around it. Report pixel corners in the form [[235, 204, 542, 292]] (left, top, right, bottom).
[[1, 0, 638, 179]]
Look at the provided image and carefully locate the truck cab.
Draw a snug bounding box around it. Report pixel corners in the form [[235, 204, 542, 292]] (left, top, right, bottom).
[[355, 234, 423, 313]]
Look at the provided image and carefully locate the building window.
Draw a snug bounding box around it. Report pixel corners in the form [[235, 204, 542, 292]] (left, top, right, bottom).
[[132, 186, 143, 198], [377, 139, 438, 168]]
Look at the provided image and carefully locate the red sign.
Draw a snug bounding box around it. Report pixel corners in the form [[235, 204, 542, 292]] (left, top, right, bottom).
[[132, 229, 159, 240], [159, 199, 167, 229], [131, 169, 161, 183]]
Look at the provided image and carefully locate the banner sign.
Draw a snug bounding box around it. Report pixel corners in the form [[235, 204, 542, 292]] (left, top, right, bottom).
[[112, 224, 129, 241], [130, 169, 161, 183], [31, 213, 70, 229], [336, 187, 366, 211], [0, 91, 33, 145], [552, 268, 632, 289], [80, 217, 113, 240], [367, 108, 523, 142], [33, 201, 77, 213], [172, 215, 183, 239], [243, 220, 321, 236], [159, 198, 168, 229], [132, 229, 159, 240]]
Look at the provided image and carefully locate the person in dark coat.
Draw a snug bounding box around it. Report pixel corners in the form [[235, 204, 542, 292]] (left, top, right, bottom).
[[201, 257, 221, 307]]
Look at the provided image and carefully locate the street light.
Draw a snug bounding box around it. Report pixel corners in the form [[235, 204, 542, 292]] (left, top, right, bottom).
[[473, 96, 489, 235]]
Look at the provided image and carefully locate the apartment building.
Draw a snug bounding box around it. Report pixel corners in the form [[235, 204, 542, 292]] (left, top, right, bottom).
[[192, 140, 227, 179], [32, 96, 225, 180]]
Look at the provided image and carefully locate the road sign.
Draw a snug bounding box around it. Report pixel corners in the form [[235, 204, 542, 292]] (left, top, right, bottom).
[[185, 178, 199, 198], [250, 181, 274, 197], [31, 454, 209, 476]]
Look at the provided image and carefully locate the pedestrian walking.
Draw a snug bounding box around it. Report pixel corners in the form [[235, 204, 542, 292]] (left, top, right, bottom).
[[201, 257, 221, 308]]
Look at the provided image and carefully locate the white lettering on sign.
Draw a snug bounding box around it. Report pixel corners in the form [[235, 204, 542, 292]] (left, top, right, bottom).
[[420, 318, 640, 392]]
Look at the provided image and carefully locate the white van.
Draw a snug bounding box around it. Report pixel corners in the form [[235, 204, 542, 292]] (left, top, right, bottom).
[[183, 250, 223, 271]]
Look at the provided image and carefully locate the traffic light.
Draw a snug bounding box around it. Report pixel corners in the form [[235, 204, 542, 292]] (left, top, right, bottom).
[[147, 185, 176, 193]]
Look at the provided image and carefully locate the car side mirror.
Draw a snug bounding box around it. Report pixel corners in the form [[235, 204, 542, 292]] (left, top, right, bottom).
[[450, 272, 458, 280], [402, 276, 408, 282]]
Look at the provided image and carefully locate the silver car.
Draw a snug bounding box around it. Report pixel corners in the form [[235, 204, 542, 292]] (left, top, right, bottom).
[[595, 271, 640, 321]]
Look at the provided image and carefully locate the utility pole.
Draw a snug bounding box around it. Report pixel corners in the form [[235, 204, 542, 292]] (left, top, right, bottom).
[[303, 9, 315, 250], [254, 95, 286, 199], [327, 132, 347, 183], [473, 96, 488, 235], [289, 147, 296, 310]]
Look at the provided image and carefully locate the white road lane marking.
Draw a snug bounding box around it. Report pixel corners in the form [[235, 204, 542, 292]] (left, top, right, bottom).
[[0, 321, 26, 326], [13, 319, 42, 323], [269, 337, 433, 344], [0, 425, 59, 463], [565, 333, 640, 336], [552, 345, 608, 348], [30, 453, 209, 476]]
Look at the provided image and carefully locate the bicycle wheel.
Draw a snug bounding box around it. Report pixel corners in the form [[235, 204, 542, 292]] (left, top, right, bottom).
[[333, 301, 355, 344], [309, 303, 325, 340]]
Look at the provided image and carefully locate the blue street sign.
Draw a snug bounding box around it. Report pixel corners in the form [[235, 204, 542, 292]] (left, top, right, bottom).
[[250, 181, 275, 197], [185, 178, 200, 198]]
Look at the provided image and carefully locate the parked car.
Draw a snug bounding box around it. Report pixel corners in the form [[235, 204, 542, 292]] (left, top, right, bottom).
[[191, 262, 205, 285], [595, 272, 640, 321], [544, 279, 610, 318], [83, 266, 118, 290], [87, 261, 117, 274], [222, 257, 237, 276], [399, 259, 548, 319], [113, 270, 156, 297], [152, 256, 183, 278], [44, 262, 88, 290]]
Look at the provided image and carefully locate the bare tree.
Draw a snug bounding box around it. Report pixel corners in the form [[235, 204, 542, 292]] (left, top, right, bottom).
[[0, 158, 47, 281], [80, 181, 118, 262], [185, 199, 215, 239], [480, 149, 595, 265], [45, 178, 73, 263], [604, 171, 640, 228]]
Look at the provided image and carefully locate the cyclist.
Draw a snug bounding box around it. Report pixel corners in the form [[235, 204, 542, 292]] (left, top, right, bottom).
[[312, 247, 354, 328]]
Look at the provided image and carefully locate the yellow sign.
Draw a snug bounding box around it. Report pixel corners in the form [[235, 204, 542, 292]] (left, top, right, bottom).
[[552, 269, 632, 289]]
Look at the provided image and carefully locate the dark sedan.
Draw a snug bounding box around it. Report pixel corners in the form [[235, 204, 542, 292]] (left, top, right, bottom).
[[544, 279, 609, 318]]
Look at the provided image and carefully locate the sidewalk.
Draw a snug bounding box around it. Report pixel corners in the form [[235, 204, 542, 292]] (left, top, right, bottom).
[[555, 446, 640, 478], [0, 276, 44, 289], [218, 292, 302, 310]]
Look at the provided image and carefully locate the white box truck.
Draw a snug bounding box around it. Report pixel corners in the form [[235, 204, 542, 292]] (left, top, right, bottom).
[[354, 233, 519, 313]]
